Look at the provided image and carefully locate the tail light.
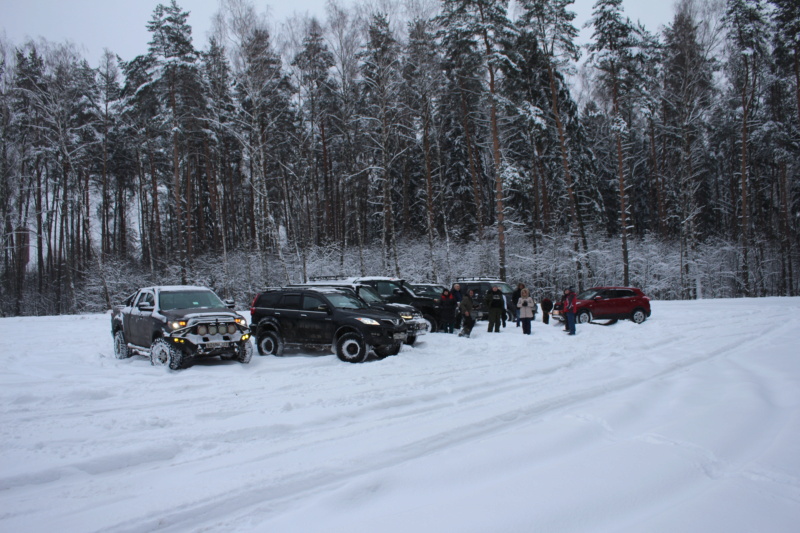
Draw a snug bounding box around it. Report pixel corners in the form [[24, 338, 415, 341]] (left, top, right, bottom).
[[250, 294, 258, 316]]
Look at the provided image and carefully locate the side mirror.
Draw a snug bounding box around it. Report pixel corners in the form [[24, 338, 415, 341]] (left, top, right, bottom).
[[393, 288, 404, 295], [593, 296, 602, 301], [320, 304, 333, 314], [137, 301, 154, 312], [224, 299, 235, 309]]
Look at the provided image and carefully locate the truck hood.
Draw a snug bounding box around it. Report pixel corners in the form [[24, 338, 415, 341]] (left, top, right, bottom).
[[161, 308, 240, 321]]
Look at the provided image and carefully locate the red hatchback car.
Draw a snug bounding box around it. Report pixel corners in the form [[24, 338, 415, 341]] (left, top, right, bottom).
[[552, 287, 651, 324]]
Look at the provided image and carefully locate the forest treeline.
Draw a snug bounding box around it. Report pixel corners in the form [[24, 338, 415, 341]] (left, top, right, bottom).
[[1, 0, 798, 316]]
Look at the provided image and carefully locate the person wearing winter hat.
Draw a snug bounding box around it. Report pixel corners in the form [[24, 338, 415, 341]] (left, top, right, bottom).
[[562, 287, 577, 335]]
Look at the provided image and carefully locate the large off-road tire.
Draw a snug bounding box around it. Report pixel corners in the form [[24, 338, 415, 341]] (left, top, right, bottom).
[[577, 310, 592, 324], [336, 332, 368, 363], [113, 330, 131, 359], [150, 338, 184, 370], [257, 330, 284, 356], [423, 314, 438, 333], [237, 340, 253, 363], [404, 335, 417, 346], [631, 308, 647, 324], [374, 343, 401, 359]]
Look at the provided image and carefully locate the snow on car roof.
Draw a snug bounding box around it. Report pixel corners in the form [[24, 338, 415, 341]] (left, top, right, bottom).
[[146, 285, 213, 292]]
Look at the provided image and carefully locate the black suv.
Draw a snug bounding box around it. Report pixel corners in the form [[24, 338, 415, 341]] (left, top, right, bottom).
[[455, 277, 516, 321], [249, 287, 408, 363], [293, 280, 429, 345], [323, 277, 443, 332]]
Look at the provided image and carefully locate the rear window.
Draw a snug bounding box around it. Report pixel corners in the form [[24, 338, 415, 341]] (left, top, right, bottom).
[[278, 294, 302, 309], [255, 292, 281, 308]]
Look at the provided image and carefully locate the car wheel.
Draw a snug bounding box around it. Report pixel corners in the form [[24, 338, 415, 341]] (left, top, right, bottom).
[[423, 314, 438, 333], [632, 309, 647, 324], [150, 338, 184, 370], [257, 330, 284, 356], [336, 332, 368, 363], [113, 330, 131, 359], [404, 335, 417, 346], [237, 340, 253, 363], [577, 310, 592, 324], [374, 343, 401, 359]]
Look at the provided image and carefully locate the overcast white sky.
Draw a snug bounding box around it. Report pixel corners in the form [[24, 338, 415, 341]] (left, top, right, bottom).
[[1, 0, 676, 65]]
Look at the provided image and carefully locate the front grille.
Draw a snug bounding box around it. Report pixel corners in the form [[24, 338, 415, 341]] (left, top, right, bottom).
[[381, 318, 401, 327]]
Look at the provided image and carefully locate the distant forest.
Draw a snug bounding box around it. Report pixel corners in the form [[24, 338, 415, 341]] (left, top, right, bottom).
[[1, 0, 798, 316]]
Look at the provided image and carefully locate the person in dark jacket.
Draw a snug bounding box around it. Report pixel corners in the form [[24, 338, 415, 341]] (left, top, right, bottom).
[[452, 283, 463, 329], [541, 297, 553, 324], [440, 289, 457, 333], [511, 283, 525, 327], [484, 285, 505, 333], [562, 288, 577, 335], [458, 289, 476, 337]]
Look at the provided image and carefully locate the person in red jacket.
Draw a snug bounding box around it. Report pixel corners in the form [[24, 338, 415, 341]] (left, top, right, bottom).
[[562, 287, 577, 335]]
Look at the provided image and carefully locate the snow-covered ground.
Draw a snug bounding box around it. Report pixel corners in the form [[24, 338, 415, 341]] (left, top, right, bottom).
[[2, 297, 799, 532]]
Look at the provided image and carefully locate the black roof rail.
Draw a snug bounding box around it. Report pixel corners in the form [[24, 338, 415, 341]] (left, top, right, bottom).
[[455, 276, 503, 282], [309, 275, 348, 281]]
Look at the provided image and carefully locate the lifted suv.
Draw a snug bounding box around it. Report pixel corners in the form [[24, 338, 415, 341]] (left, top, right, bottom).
[[250, 287, 408, 363], [552, 287, 651, 324]]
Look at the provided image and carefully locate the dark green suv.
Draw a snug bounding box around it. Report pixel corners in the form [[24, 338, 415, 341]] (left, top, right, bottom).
[[249, 287, 408, 363]]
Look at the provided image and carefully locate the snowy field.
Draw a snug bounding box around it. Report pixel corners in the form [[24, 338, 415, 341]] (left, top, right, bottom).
[[1, 297, 799, 533]]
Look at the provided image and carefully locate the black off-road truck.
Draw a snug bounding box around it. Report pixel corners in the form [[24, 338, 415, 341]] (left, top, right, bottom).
[[111, 285, 252, 370]]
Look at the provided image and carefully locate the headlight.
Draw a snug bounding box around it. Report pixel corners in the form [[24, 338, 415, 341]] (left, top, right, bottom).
[[235, 318, 246, 326], [197, 325, 208, 336], [356, 317, 380, 326], [170, 320, 187, 330], [227, 324, 236, 334], [400, 314, 413, 320]]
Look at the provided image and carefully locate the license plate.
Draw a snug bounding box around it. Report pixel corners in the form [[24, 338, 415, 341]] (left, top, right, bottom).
[[205, 341, 230, 349], [393, 333, 407, 340]]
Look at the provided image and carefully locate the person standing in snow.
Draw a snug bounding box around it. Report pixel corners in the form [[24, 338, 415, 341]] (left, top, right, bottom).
[[485, 285, 505, 333], [541, 296, 553, 324], [439, 288, 457, 333], [517, 288, 535, 335], [512, 283, 525, 327], [459, 289, 476, 337], [562, 288, 577, 335], [451, 283, 463, 329]]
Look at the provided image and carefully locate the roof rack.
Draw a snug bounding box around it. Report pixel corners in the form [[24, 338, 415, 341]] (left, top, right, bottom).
[[309, 275, 348, 281]]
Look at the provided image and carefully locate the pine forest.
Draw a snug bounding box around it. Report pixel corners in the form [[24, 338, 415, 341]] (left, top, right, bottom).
[[1, 0, 798, 315]]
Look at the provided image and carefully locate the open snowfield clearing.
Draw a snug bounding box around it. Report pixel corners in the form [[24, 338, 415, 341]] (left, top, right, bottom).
[[1, 297, 799, 532]]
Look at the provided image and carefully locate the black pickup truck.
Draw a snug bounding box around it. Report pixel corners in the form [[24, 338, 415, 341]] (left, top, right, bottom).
[[111, 285, 252, 370]]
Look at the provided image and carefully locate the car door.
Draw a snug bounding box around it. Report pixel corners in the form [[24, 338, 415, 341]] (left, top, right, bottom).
[[299, 294, 333, 342], [130, 290, 155, 346], [276, 293, 303, 342], [610, 289, 636, 318], [589, 290, 616, 319]]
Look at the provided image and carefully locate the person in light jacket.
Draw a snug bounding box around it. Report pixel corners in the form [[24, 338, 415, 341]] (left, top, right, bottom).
[[517, 288, 536, 335]]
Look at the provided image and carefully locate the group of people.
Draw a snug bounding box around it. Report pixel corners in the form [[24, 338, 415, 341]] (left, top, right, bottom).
[[437, 283, 580, 337], [438, 284, 477, 337]]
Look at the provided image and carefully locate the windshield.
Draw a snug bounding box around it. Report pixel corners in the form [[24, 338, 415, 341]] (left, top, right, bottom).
[[326, 293, 368, 309], [159, 290, 225, 311], [411, 285, 446, 298], [356, 286, 384, 304], [496, 283, 514, 294], [577, 289, 601, 300]]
